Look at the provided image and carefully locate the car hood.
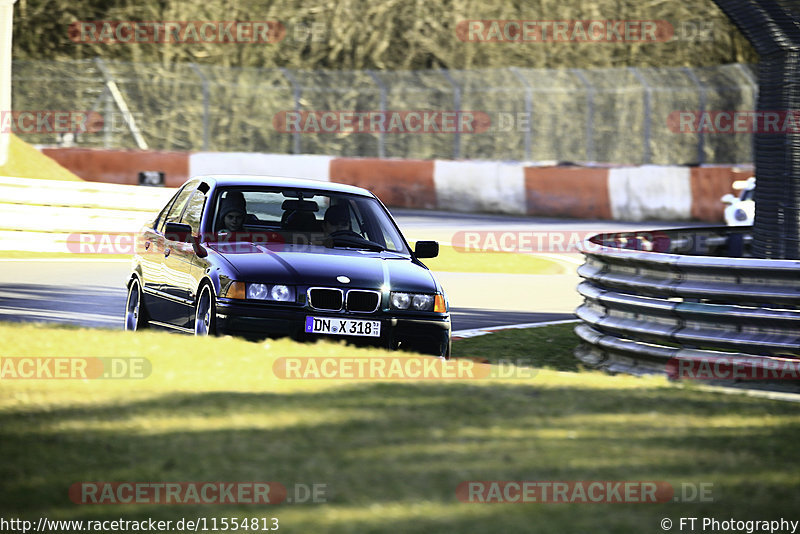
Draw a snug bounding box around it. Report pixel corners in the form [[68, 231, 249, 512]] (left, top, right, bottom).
[[208, 242, 438, 292]]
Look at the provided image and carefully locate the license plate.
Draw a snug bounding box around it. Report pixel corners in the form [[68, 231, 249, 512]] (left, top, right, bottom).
[[305, 316, 381, 337]]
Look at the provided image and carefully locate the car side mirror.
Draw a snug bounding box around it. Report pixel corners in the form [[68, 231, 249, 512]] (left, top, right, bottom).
[[414, 240, 439, 258], [721, 194, 736, 204], [164, 222, 193, 243]]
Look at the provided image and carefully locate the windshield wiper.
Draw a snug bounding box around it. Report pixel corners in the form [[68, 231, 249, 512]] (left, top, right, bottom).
[[324, 234, 386, 252]]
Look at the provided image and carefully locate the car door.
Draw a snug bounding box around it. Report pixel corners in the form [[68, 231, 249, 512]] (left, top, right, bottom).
[[146, 182, 196, 325], [140, 186, 185, 316], [162, 183, 209, 330]]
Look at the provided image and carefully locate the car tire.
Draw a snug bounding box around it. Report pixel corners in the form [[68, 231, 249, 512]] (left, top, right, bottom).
[[194, 284, 216, 336], [124, 278, 149, 331]]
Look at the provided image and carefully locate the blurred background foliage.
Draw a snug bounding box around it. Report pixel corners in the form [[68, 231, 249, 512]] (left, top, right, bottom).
[[11, 0, 759, 163], [13, 0, 756, 70]]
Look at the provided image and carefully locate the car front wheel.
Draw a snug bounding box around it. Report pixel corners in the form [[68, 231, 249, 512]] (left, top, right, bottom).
[[194, 285, 216, 336], [124, 278, 148, 331]]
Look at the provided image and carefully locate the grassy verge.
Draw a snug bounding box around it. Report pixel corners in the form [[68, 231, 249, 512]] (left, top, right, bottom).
[[0, 134, 82, 181], [452, 322, 582, 371], [1, 322, 798, 533]]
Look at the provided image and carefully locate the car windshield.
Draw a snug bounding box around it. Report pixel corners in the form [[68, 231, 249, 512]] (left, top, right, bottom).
[[209, 187, 409, 254]]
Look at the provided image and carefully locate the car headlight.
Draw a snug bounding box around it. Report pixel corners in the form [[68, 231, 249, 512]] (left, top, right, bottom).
[[270, 284, 291, 301], [390, 292, 437, 311], [412, 294, 434, 310], [225, 282, 295, 302], [390, 292, 411, 309], [247, 283, 269, 300]]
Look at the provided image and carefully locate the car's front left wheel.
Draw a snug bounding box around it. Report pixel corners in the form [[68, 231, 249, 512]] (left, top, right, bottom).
[[194, 285, 216, 336], [124, 278, 149, 331]]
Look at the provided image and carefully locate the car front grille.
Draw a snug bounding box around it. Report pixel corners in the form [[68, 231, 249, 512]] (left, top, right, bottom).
[[346, 290, 381, 313], [307, 288, 381, 313], [308, 288, 343, 311]]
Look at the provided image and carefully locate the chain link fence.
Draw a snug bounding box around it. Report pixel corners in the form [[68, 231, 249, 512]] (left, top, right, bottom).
[[12, 58, 757, 164]]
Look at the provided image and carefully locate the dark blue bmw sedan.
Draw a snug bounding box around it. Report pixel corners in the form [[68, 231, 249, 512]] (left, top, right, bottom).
[[124, 175, 451, 357]]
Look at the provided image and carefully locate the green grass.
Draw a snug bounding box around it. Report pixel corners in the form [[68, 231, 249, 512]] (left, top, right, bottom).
[[452, 323, 582, 371], [1, 322, 799, 533], [0, 134, 82, 181], [422, 245, 565, 274]]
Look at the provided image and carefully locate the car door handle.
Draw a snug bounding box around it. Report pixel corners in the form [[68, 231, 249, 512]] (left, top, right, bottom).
[[164, 248, 171, 257]]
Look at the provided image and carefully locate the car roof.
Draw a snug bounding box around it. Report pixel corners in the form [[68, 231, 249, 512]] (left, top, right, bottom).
[[194, 175, 375, 197]]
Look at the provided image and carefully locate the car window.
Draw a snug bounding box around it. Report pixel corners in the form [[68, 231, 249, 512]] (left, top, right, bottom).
[[181, 188, 207, 234], [159, 183, 196, 233], [152, 187, 184, 230], [210, 187, 409, 253], [211, 189, 328, 232], [243, 191, 290, 223], [348, 197, 405, 251]]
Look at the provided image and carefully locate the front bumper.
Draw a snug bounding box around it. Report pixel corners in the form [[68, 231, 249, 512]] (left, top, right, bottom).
[[215, 299, 451, 356]]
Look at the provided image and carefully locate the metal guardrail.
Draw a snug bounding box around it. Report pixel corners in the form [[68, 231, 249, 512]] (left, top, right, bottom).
[[574, 226, 800, 375]]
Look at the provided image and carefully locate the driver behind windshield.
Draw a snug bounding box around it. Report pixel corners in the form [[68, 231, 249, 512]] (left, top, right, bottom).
[[322, 203, 352, 236], [218, 192, 246, 233], [221, 208, 244, 232]]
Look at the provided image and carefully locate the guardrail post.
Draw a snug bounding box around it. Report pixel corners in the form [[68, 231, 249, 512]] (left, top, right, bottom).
[[95, 57, 147, 150], [440, 69, 462, 159], [683, 67, 707, 165], [571, 68, 595, 163], [628, 67, 652, 164], [509, 67, 533, 161], [279, 68, 302, 155], [189, 63, 210, 152], [366, 70, 387, 158]]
